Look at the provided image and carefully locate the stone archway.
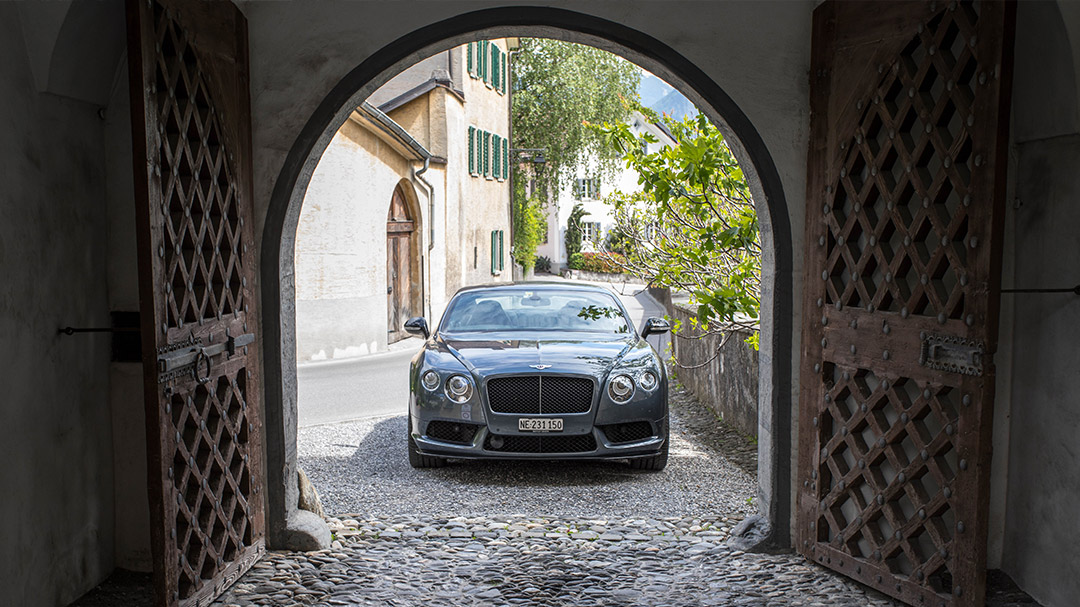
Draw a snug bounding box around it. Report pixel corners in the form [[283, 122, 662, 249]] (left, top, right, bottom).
[[260, 7, 794, 551]]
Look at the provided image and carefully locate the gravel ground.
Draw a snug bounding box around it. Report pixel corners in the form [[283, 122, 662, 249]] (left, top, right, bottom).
[[297, 384, 759, 520]]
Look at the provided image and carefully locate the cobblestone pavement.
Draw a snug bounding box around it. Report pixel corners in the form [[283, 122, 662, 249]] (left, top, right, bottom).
[[208, 385, 904, 607]]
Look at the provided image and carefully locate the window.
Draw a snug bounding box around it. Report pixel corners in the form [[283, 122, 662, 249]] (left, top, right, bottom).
[[490, 229, 504, 273], [581, 221, 602, 243], [574, 177, 601, 200], [468, 126, 508, 180]]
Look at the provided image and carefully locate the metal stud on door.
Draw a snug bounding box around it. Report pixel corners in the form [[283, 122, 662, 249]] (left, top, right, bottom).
[[127, 0, 265, 605], [798, 2, 1014, 606]]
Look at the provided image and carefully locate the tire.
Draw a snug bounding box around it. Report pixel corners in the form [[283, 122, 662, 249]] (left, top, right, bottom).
[[408, 417, 447, 468], [629, 437, 669, 471]]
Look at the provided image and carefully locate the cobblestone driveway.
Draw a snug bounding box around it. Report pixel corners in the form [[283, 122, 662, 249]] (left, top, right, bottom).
[[208, 387, 903, 607]]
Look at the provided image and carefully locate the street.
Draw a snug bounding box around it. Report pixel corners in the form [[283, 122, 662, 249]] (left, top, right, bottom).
[[296, 281, 670, 428]]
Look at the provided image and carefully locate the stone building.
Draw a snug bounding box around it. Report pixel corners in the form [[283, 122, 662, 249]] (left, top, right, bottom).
[[2, 2, 1080, 607], [294, 41, 513, 361]]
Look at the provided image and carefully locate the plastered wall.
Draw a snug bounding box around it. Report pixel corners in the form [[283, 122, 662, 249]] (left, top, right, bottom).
[[294, 119, 436, 361], [0, 7, 115, 605]]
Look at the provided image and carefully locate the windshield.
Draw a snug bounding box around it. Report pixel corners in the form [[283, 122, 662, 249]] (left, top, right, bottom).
[[441, 289, 631, 334]]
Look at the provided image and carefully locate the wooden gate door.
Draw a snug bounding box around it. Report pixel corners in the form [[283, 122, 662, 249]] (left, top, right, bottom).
[[127, 1, 265, 605], [387, 185, 414, 342], [798, 2, 1014, 606]]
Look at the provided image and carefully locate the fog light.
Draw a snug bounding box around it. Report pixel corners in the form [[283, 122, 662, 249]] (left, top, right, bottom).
[[490, 436, 505, 449]]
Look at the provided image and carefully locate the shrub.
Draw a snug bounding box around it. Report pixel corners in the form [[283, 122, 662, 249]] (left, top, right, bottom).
[[579, 252, 627, 274], [568, 252, 585, 270], [534, 255, 552, 273]]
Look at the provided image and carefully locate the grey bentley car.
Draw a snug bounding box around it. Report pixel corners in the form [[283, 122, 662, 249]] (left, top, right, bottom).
[[403, 282, 670, 470]]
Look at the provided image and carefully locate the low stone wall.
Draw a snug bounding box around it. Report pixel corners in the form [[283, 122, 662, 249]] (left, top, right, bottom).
[[669, 302, 759, 439]]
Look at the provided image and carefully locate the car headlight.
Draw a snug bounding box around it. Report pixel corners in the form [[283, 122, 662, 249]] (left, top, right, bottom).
[[444, 374, 474, 403], [608, 374, 635, 403], [421, 370, 440, 391], [638, 370, 659, 392]]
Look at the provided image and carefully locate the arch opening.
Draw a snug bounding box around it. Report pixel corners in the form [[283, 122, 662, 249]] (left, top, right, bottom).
[[262, 7, 794, 551]]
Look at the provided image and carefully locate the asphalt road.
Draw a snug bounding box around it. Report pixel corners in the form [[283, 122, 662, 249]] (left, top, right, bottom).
[[296, 283, 669, 428]]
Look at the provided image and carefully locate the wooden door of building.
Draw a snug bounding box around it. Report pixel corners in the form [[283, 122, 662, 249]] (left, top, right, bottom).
[[387, 185, 415, 342], [797, 2, 1014, 606], [127, 0, 265, 605]]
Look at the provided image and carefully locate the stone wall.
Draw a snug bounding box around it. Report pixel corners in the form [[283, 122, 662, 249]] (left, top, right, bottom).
[[669, 303, 759, 439]]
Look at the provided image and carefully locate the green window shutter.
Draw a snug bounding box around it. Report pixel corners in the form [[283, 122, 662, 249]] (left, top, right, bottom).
[[490, 231, 496, 273], [467, 43, 473, 77], [499, 230, 504, 271], [484, 131, 491, 177], [493, 46, 500, 92], [481, 41, 489, 84], [468, 126, 475, 175], [502, 138, 508, 178], [500, 51, 507, 94], [495, 135, 502, 179]]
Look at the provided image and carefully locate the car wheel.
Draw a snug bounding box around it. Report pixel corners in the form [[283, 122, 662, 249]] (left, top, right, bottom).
[[408, 417, 447, 468], [629, 437, 669, 471]]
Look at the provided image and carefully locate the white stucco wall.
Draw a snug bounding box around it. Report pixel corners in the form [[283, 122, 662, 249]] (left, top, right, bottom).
[[295, 118, 438, 361]]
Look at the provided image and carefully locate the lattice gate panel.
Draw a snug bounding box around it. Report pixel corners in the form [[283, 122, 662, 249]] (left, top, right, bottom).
[[128, 0, 265, 605], [798, 2, 1014, 607]]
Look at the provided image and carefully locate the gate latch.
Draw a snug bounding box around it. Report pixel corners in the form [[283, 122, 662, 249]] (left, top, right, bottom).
[[157, 331, 255, 382], [919, 333, 984, 376]]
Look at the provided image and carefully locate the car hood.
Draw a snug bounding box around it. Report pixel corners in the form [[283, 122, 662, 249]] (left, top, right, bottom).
[[439, 333, 634, 377]]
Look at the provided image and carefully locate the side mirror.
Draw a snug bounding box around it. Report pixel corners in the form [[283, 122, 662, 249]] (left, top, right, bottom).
[[403, 317, 430, 339], [641, 316, 671, 337]]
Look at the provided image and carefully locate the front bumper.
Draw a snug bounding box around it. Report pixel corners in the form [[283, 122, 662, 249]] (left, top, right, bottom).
[[410, 389, 668, 461]]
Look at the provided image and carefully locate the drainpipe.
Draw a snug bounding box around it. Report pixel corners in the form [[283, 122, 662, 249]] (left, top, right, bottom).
[[413, 158, 435, 320]]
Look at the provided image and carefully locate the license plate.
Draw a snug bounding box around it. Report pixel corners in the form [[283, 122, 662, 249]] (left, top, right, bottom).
[[518, 418, 563, 432]]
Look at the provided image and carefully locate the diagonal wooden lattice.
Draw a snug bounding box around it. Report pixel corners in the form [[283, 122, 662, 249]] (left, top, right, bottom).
[[130, 1, 266, 605], [799, 2, 1014, 607], [813, 364, 962, 595], [169, 371, 254, 599], [823, 1, 981, 324], [154, 10, 244, 329]]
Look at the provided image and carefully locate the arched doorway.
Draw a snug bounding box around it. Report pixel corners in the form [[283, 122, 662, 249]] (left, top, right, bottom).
[[386, 183, 420, 343], [261, 7, 794, 553]]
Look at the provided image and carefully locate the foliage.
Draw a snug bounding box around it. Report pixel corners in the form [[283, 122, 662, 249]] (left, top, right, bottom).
[[511, 175, 547, 273], [534, 255, 552, 273], [564, 203, 589, 261], [577, 252, 628, 274], [511, 38, 640, 195], [567, 252, 584, 270], [589, 113, 761, 347]]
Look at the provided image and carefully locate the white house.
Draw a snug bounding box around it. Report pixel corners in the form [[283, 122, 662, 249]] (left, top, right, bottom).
[[536, 110, 677, 271]]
